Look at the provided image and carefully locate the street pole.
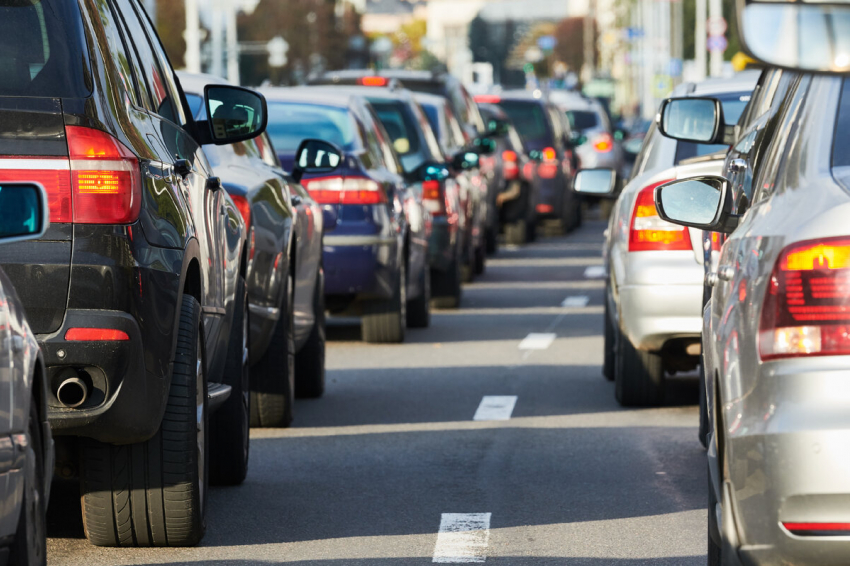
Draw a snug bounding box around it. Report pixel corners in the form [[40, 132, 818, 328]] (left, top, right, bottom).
[[695, 0, 706, 80], [226, 3, 240, 85], [709, 0, 723, 77], [184, 0, 201, 73]]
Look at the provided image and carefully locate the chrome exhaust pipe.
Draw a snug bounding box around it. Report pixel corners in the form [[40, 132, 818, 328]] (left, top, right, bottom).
[[56, 376, 88, 408]]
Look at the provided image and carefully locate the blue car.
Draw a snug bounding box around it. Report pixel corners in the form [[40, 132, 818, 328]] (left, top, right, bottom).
[[259, 88, 430, 342]]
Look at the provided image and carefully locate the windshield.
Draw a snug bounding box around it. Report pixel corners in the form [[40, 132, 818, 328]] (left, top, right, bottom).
[[675, 92, 752, 163], [266, 102, 357, 153], [369, 99, 427, 174], [0, 0, 90, 98], [497, 101, 551, 146], [566, 110, 600, 132]]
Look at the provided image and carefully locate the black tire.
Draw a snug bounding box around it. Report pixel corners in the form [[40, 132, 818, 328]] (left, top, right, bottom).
[[602, 293, 615, 381], [698, 359, 709, 449], [505, 220, 526, 246], [210, 276, 250, 486], [473, 241, 485, 275], [80, 295, 208, 547], [407, 261, 431, 329], [9, 402, 46, 566], [485, 224, 498, 254], [614, 325, 665, 406], [431, 253, 462, 309], [295, 270, 326, 398], [362, 260, 406, 343], [250, 272, 295, 428], [526, 215, 537, 242]]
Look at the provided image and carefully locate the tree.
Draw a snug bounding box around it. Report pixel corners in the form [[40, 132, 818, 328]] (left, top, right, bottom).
[[553, 17, 596, 75], [155, 0, 186, 68]]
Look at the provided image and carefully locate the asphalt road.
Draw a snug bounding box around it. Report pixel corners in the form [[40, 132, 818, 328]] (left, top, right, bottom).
[[46, 218, 707, 565]]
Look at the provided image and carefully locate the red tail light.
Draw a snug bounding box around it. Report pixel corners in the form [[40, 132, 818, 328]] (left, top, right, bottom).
[[65, 328, 130, 341], [538, 147, 559, 179], [231, 194, 251, 226], [502, 150, 519, 180], [710, 232, 723, 252], [522, 161, 535, 181], [628, 179, 690, 252], [67, 126, 141, 224], [474, 95, 501, 104], [302, 176, 386, 205], [422, 179, 447, 216], [593, 133, 614, 153], [783, 522, 850, 535], [759, 237, 850, 360], [0, 160, 72, 223], [536, 204, 553, 214], [358, 76, 388, 87]]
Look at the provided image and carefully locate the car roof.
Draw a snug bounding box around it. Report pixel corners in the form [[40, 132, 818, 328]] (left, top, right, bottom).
[[176, 71, 231, 95], [674, 70, 761, 97], [256, 86, 356, 109], [319, 69, 446, 84], [412, 92, 447, 107], [299, 84, 415, 103], [547, 90, 599, 112], [492, 89, 549, 103]]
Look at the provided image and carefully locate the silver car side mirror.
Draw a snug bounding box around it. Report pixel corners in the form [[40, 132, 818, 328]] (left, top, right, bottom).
[[573, 168, 617, 198], [654, 176, 739, 234], [656, 97, 732, 145]]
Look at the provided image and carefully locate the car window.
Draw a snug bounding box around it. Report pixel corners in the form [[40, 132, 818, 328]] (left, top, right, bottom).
[[98, 1, 139, 107], [566, 110, 599, 132], [412, 100, 446, 161], [110, 0, 152, 110], [444, 105, 468, 153], [0, 0, 90, 98], [498, 101, 551, 145], [266, 102, 357, 152], [675, 92, 751, 163], [256, 133, 280, 167], [832, 77, 850, 169], [370, 100, 425, 173]]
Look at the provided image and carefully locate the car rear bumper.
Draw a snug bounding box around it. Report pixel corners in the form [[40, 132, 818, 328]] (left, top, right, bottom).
[[618, 283, 703, 351], [323, 233, 399, 300], [428, 217, 457, 273], [722, 362, 850, 565]]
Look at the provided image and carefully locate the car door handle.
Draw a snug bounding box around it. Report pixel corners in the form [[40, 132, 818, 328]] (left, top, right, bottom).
[[174, 159, 192, 179], [291, 195, 302, 207], [718, 265, 735, 281], [729, 158, 747, 173]]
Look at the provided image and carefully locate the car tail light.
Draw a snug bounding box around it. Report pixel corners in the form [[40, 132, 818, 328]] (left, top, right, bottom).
[[710, 232, 723, 252], [302, 176, 386, 205], [0, 160, 72, 223], [358, 76, 388, 87], [502, 150, 519, 180], [522, 161, 535, 181], [759, 237, 850, 360], [231, 194, 251, 226], [474, 95, 501, 104], [538, 147, 559, 179], [593, 133, 614, 153], [628, 179, 690, 252], [66, 126, 141, 224], [537, 204, 553, 214], [783, 523, 850, 536], [422, 179, 447, 216], [65, 328, 130, 341]]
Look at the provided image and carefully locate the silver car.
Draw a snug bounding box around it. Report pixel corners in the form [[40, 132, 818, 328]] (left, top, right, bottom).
[[550, 91, 625, 175], [589, 74, 756, 406], [656, 72, 850, 565], [0, 183, 52, 564]]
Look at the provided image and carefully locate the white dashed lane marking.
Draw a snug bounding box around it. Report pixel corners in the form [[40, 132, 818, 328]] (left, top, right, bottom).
[[518, 333, 556, 350], [584, 265, 606, 278], [561, 295, 590, 308], [433, 513, 492, 563], [473, 396, 517, 421]]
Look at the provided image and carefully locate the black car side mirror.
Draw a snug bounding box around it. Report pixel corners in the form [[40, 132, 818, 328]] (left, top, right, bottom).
[[198, 85, 268, 146], [654, 176, 740, 234], [656, 97, 733, 145], [473, 136, 497, 155], [0, 182, 49, 243], [291, 139, 344, 183], [452, 150, 479, 172]]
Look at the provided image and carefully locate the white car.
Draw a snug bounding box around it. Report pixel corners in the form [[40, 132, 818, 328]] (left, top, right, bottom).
[[596, 73, 757, 406]]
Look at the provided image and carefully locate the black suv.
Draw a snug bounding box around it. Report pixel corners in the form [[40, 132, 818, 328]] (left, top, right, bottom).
[[0, 0, 268, 546]]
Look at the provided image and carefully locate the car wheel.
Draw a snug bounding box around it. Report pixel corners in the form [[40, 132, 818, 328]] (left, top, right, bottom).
[[80, 295, 208, 547], [505, 220, 526, 245], [295, 270, 326, 398], [602, 293, 615, 381], [614, 324, 665, 406], [10, 401, 46, 565], [485, 225, 498, 254], [250, 272, 295, 428], [431, 253, 462, 309], [362, 260, 406, 343], [210, 275, 250, 485], [407, 261, 431, 329], [698, 359, 709, 449]]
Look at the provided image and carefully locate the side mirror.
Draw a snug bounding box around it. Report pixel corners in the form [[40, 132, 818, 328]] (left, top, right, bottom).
[[0, 183, 49, 244], [473, 136, 496, 155], [654, 176, 739, 233], [657, 97, 729, 145], [204, 85, 268, 145], [485, 118, 511, 138], [739, 1, 850, 73], [452, 150, 479, 171], [291, 139, 344, 183], [410, 161, 450, 184], [573, 169, 617, 198]]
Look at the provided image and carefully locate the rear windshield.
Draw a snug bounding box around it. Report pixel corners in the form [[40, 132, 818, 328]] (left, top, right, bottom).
[[0, 0, 90, 98], [266, 102, 357, 152], [369, 99, 427, 174], [675, 92, 751, 164], [833, 77, 850, 168], [566, 110, 600, 132], [497, 101, 551, 145]]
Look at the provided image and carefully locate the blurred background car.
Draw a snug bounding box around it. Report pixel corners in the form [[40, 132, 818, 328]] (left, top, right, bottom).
[[550, 90, 625, 178], [597, 73, 757, 407], [0, 183, 52, 566], [260, 87, 430, 341], [476, 91, 580, 236], [476, 102, 537, 246], [181, 72, 327, 438]]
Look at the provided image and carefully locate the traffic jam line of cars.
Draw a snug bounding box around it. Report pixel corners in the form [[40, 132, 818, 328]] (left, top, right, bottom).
[[0, 0, 592, 559]]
